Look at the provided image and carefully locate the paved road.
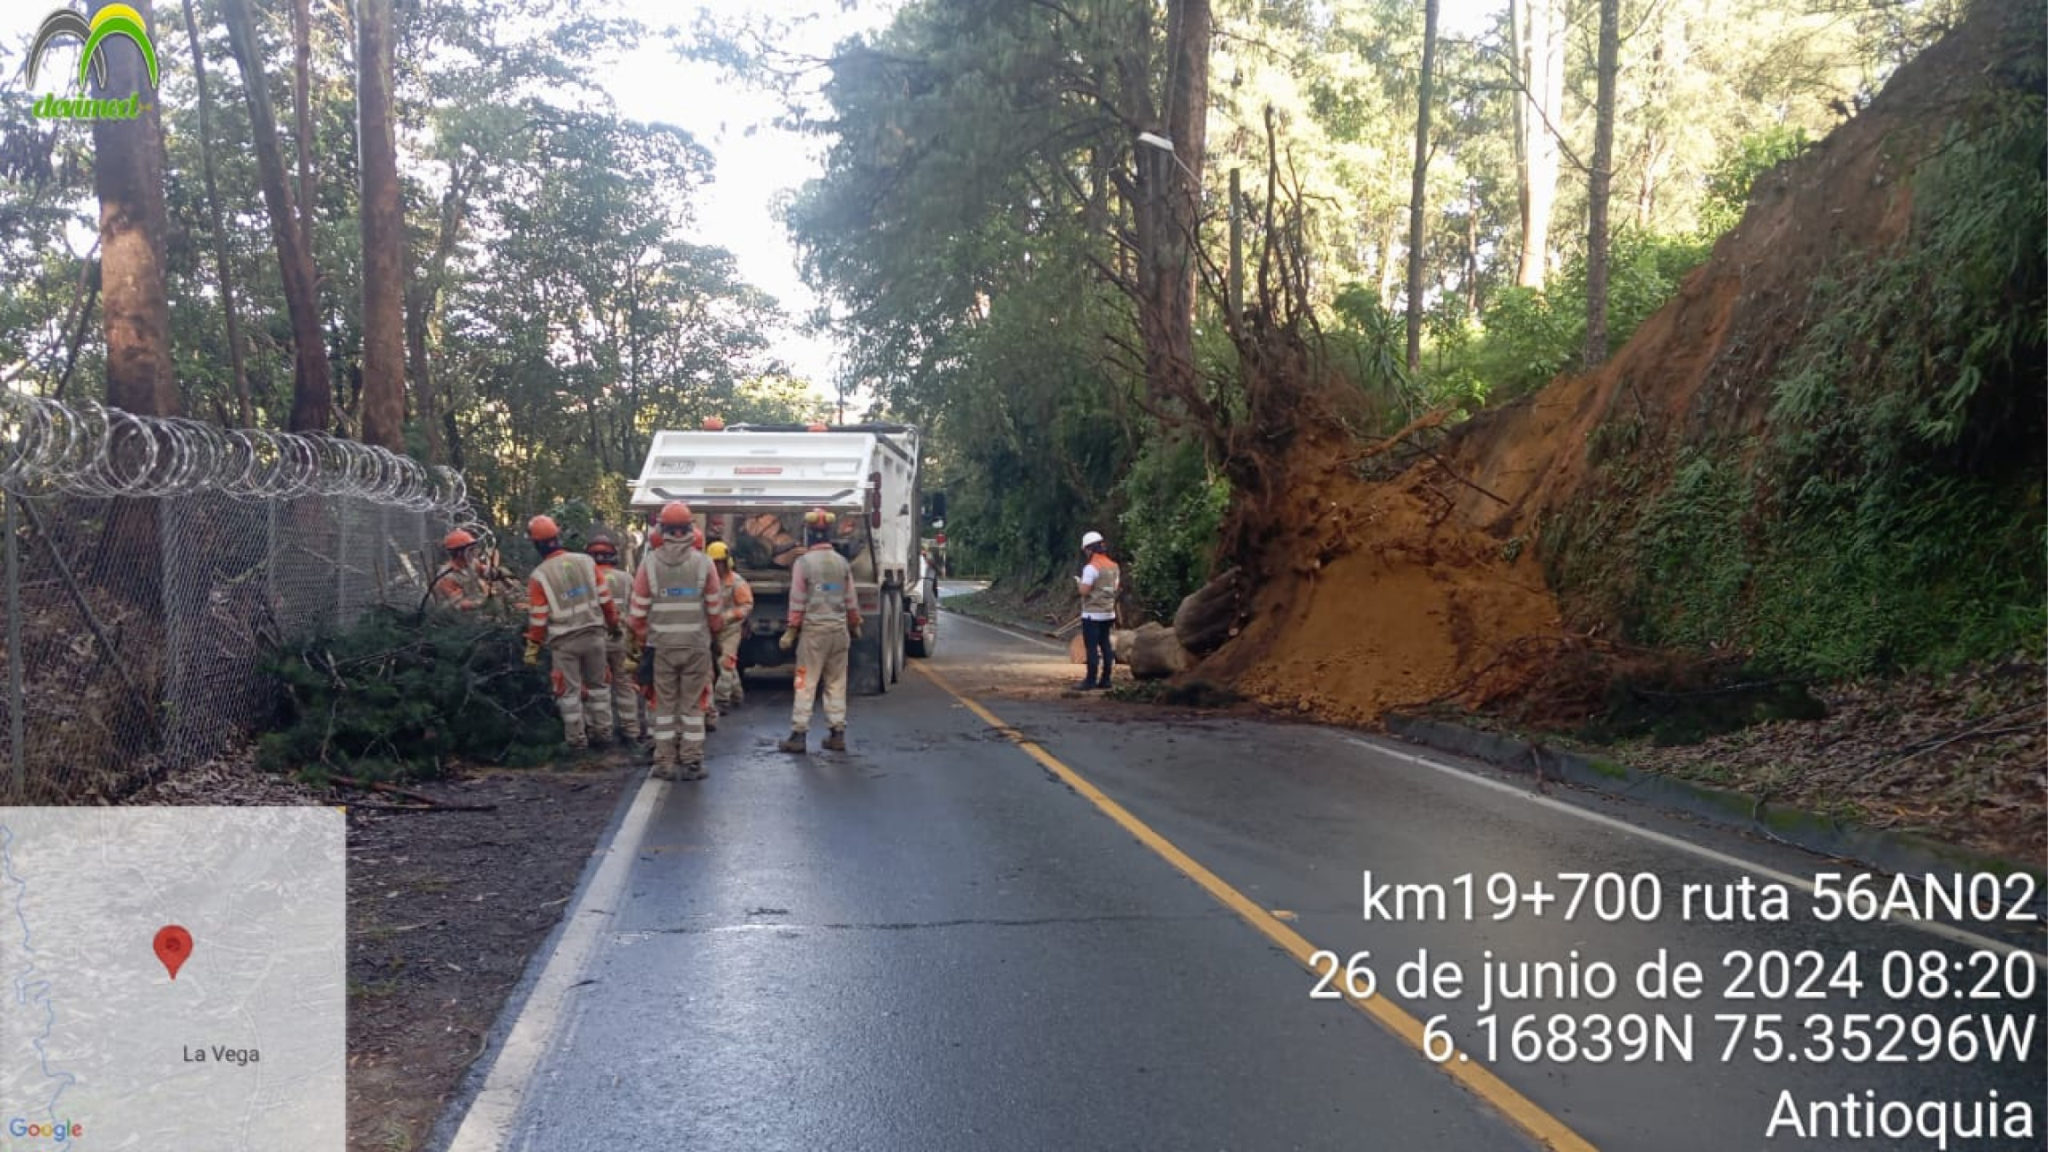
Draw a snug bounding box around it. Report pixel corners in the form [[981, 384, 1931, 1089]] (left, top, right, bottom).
[[441, 609, 2046, 1152]]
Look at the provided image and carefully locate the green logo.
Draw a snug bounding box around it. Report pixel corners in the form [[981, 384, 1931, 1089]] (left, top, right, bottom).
[[26, 4, 160, 122]]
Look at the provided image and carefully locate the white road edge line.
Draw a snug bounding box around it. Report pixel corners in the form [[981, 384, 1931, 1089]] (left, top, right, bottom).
[[1343, 735, 2048, 968], [443, 775, 669, 1151], [943, 606, 1068, 652]]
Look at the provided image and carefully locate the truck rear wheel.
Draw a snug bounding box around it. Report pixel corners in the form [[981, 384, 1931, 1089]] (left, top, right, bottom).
[[851, 606, 888, 697], [888, 593, 904, 683]]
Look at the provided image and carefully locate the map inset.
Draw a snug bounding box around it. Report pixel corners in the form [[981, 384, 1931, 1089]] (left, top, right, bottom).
[[0, 806, 344, 1149]]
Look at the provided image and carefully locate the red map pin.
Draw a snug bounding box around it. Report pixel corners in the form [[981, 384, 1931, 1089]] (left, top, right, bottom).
[[154, 925, 193, 980]]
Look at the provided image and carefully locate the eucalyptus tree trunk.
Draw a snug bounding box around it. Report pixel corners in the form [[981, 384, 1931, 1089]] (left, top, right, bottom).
[[1404, 0, 1439, 372], [1583, 0, 1620, 369], [179, 0, 252, 426], [221, 0, 331, 431], [357, 0, 406, 451]]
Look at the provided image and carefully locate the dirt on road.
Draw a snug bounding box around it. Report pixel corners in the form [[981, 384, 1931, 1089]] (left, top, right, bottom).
[[129, 748, 637, 1152]]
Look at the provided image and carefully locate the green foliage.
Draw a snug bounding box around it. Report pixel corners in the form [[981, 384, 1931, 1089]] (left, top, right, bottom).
[[1628, 449, 1753, 650], [1423, 230, 1711, 403], [1117, 436, 1231, 621], [1699, 125, 1811, 237], [256, 606, 562, 783], [1569, 75, 2046, 678], [1748, 83, 2046, 674]]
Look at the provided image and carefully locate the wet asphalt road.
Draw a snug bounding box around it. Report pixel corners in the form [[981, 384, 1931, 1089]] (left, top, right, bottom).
[[472, 606, 2046, 1152]]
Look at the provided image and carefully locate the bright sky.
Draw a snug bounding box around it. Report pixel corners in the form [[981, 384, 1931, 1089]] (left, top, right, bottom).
[[611, 0, 901, 396]]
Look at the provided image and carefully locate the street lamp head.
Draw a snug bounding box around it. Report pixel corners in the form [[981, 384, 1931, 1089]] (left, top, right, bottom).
[[1136, 131, 1175, 154]]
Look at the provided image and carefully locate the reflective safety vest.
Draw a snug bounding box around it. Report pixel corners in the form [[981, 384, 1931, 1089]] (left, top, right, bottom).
[[437, 565, 486, 606], [715, 571, 754, 627], [789, 546, 853, 633], [531, 551, 606, 643], [1082, 556, 1120, 617], [642, 546, 714, 648], [597, 564, 632, 649]]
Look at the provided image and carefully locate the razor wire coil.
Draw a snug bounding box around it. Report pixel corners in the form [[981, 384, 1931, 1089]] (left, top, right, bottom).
[[0, 391, 469, 515]]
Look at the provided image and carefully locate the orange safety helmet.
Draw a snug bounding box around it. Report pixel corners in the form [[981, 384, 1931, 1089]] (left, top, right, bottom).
[[527, 515, 560, 542], [586, 531, 617, 559], [658, 500, 694, 529], [443, 529, 477, 552]]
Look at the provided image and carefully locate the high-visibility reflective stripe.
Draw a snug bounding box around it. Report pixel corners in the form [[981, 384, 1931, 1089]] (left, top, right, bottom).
[[535, 553, 605, 640], [644, 551, 711, 643], [791, 551, 853, 621]]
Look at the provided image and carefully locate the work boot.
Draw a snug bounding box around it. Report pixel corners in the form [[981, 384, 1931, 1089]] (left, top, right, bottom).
[[1071, 678, 1097, 692], [823, 727, 847, 752], [650, 762, 678, 781], [778, 730, 807, 754], [680, 760, 707, 781]]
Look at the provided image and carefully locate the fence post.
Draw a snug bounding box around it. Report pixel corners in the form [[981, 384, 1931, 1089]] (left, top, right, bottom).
[[375, 503, 390, 605], [266, 494, 278, 617], [336, 495, 349, 625], [6, 489, 21, 795]]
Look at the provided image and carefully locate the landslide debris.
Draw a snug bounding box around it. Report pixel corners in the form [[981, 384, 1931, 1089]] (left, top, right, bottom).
[[1209, 0, 2044, 857]]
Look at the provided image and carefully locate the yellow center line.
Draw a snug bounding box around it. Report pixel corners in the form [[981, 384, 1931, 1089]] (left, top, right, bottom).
[[914, 662, 1599, 1152]]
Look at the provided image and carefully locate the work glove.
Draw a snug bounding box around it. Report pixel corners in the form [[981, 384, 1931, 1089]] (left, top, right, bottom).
[[848, 617, 863, 640], [636, 646, 655, 688], [523, 640, 541, 666], [777, 628, 797, 653], [608, 622, 622, 640]]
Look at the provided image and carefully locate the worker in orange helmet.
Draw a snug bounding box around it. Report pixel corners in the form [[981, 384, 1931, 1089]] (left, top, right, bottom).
[[778, 507, 860, 754], [432, 528, 489, 611], [706, 540, 753, 715], [585, 531, 645, 744], [524, 514, 620, 751], [628, 501, 723, 780]]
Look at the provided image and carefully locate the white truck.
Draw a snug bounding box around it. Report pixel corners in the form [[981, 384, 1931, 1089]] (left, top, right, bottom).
[[626, 422, 938, 696]]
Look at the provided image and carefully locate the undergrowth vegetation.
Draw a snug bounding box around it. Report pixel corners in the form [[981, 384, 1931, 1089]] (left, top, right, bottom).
[[1563, 75, 2046, 678], [257, 606, 563, 782]]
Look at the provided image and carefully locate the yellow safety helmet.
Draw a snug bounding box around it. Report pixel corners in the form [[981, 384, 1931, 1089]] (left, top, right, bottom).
[[706, 541, 730, 562]]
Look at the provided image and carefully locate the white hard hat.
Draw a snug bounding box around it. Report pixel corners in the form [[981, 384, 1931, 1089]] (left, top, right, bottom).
[[1081, 531, 1104, 548]]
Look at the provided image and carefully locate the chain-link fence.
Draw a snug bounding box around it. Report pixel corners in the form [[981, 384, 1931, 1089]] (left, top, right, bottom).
[[0, 393, 479, 800]]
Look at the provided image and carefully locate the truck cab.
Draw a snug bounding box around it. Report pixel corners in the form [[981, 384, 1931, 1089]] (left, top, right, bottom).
[[627, 422, 937, 696]]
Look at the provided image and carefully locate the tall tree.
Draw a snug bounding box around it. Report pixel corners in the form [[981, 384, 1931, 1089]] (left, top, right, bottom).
[[1583, 0, 1620, 368], [1511, 0, 1564, 288], [291, 0, 315, 257], [357, 0, 405, 450], [178, 0, 253, 427], [220, 0, 331, 431], [1404, 0, 1439, 371], [91, 0, 177, 417], [1137, 0, 1213, 416]]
